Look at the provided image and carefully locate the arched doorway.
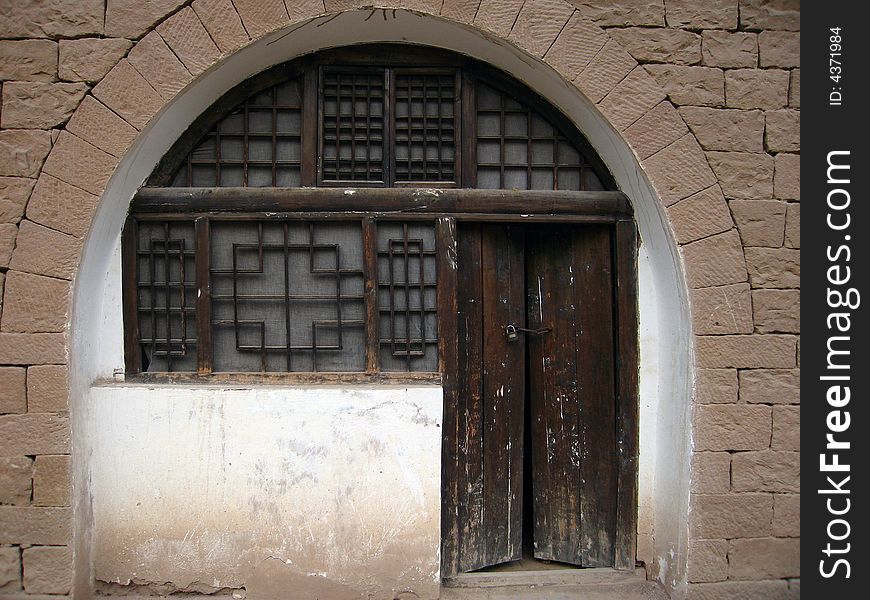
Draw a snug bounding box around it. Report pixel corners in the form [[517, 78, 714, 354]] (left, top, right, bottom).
[[124, 44, 637, 579], [70, 10, 696, 600]]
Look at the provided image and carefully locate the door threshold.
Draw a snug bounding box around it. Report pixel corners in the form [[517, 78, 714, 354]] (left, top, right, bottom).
[[442, 566, 646, 588]]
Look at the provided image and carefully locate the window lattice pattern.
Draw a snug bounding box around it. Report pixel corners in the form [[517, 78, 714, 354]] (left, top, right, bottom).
[[377, 222, 439, 372], [394, 72, 456, 182], [171, 79, 303, 187], [476, 82, 605, 191], [210, 221, 366, 372], [321, 69, 386, 183], [136, 221, 198, 372]]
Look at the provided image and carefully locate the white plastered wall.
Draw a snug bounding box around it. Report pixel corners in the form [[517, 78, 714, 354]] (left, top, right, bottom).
[[70, 9, 694, 599]]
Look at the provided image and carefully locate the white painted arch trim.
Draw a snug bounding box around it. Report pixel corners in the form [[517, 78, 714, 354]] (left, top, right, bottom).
[[70, 9, 693, 599]]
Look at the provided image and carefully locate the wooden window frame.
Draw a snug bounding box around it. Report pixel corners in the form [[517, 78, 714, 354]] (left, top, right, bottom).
[[124, 187, 632, 384]]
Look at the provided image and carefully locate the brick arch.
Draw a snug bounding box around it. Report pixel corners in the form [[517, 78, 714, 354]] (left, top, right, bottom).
[[2, 0, 749, 360], [0, 2, 801, 599]]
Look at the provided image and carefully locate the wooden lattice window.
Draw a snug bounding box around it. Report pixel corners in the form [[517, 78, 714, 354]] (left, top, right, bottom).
[[130, 46, 621, 380]]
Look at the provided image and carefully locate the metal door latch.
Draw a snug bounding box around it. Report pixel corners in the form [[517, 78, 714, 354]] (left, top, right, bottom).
[[505, 324, 552, 342]]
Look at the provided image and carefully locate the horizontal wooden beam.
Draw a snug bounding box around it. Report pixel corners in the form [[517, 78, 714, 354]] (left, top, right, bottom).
[[133, 187, 632, 217]]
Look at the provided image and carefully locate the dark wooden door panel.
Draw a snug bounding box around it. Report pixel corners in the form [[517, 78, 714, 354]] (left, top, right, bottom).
[[526, 224, 618, 567], [453, 223, 526, 572]]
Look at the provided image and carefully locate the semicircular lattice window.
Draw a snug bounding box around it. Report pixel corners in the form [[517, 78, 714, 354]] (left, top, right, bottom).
[[130, 46, 622, 377]]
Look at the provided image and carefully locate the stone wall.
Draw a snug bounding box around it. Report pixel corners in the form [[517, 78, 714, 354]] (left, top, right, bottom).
[[0, 1, 799, 598]]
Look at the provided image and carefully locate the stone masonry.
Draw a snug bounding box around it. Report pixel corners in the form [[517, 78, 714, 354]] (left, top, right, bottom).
[[0, 1, 799, 599]]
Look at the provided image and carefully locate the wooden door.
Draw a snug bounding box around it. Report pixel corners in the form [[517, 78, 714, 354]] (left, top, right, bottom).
[[451, 222, 526, 573], [526, 224, 618, 567], [442, 221, 637, 575]]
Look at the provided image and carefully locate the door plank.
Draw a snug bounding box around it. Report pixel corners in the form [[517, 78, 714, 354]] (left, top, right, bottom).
[[614, 220, 640, 571], [572, 225, 618, 567], [456, 222, 486, 572], [480, 224, 525, 564], [526, 226, 582, 563]]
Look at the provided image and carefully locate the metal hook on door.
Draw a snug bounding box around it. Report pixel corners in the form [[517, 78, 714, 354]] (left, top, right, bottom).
[[505, 324, 552, 342]]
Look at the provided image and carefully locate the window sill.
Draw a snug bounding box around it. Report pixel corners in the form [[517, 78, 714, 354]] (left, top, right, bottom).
[[104, 371, 442, 387]]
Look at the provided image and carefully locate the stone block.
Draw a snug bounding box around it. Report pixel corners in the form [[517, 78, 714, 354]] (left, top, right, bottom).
[[773, 493, 799, 537], [608, 27, 701, 65], [192, 0, 250, 55], [0, 456, 32, 505], [570, 0, 665, 27], [753, 289, 799, 334], [59, 38, 133, 84], [128, 32, 193, 101], [665, 0, 738, 29], [789, 69, 800, 108], [232, 0, 291, 38], [732, 451, 800, 493], [0, 545, 21, 589], [729, 537, 800, 580], [9, 220, 82, 281], [725, 69, 789, 110], [701, 31, 758, 69], [575, 39, 638, 103], [706, 151, 773, 200], [729, 199, 786, 247], [33, 455, 70, 507], [681, 229, 747, 288], [0, 177, 36, 224], [1, 82, 88, 130], [0, 271, 71, 334], [0, 40, 58, 82], [26, 174, 100, 239], [0, 223, 16, 267], [474, 0, 525, 37], [696, 368, 738, 404], [0, 130, 53, 178], [691, 493, 773, 539], [744, 247, 800, 289], [691, 452, 731, 494], [688, 539, 728, 583], [645, 64, 724, 107], [739, 369, 799, 405], [624, 101, 689, 160], [668, 185, 732, 244], [509, 0, 574, 58], [765, 110, 799, 153], [105, 0, 187, 39], [441, 0, 482, 24], [65, 96, 138, 160], [642, 133, 717, 206], [41, 131, 117, 197], [598, 67, 667, 130], [772, 406, 799, 451], [740, 0, 800, 31], [0, 333, 66, 366], [27, 365, 70, 413], [784, 203, 799, 248], [694, 404, 771, 451], [688, 580, 791, 600], [691, 283, 753, 335], [679, 107, 764, 152], [157, 7, 222, 76], [289, 0, 332, 20], [0, 507, 71, 545], [759, 31, 800, 68], [774, 153, 800, 200], [0, 413, 69, 457], [0, 367, 27, 414], [543, 13, 609, 82], [23, 545, 73, 595], [92, 60, 166, 130], [0, 0, 103, 38], [696, 334, 796, 369]]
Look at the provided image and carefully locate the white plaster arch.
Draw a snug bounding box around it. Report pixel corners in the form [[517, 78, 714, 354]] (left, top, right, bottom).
[[70, 9, 693, 599]]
